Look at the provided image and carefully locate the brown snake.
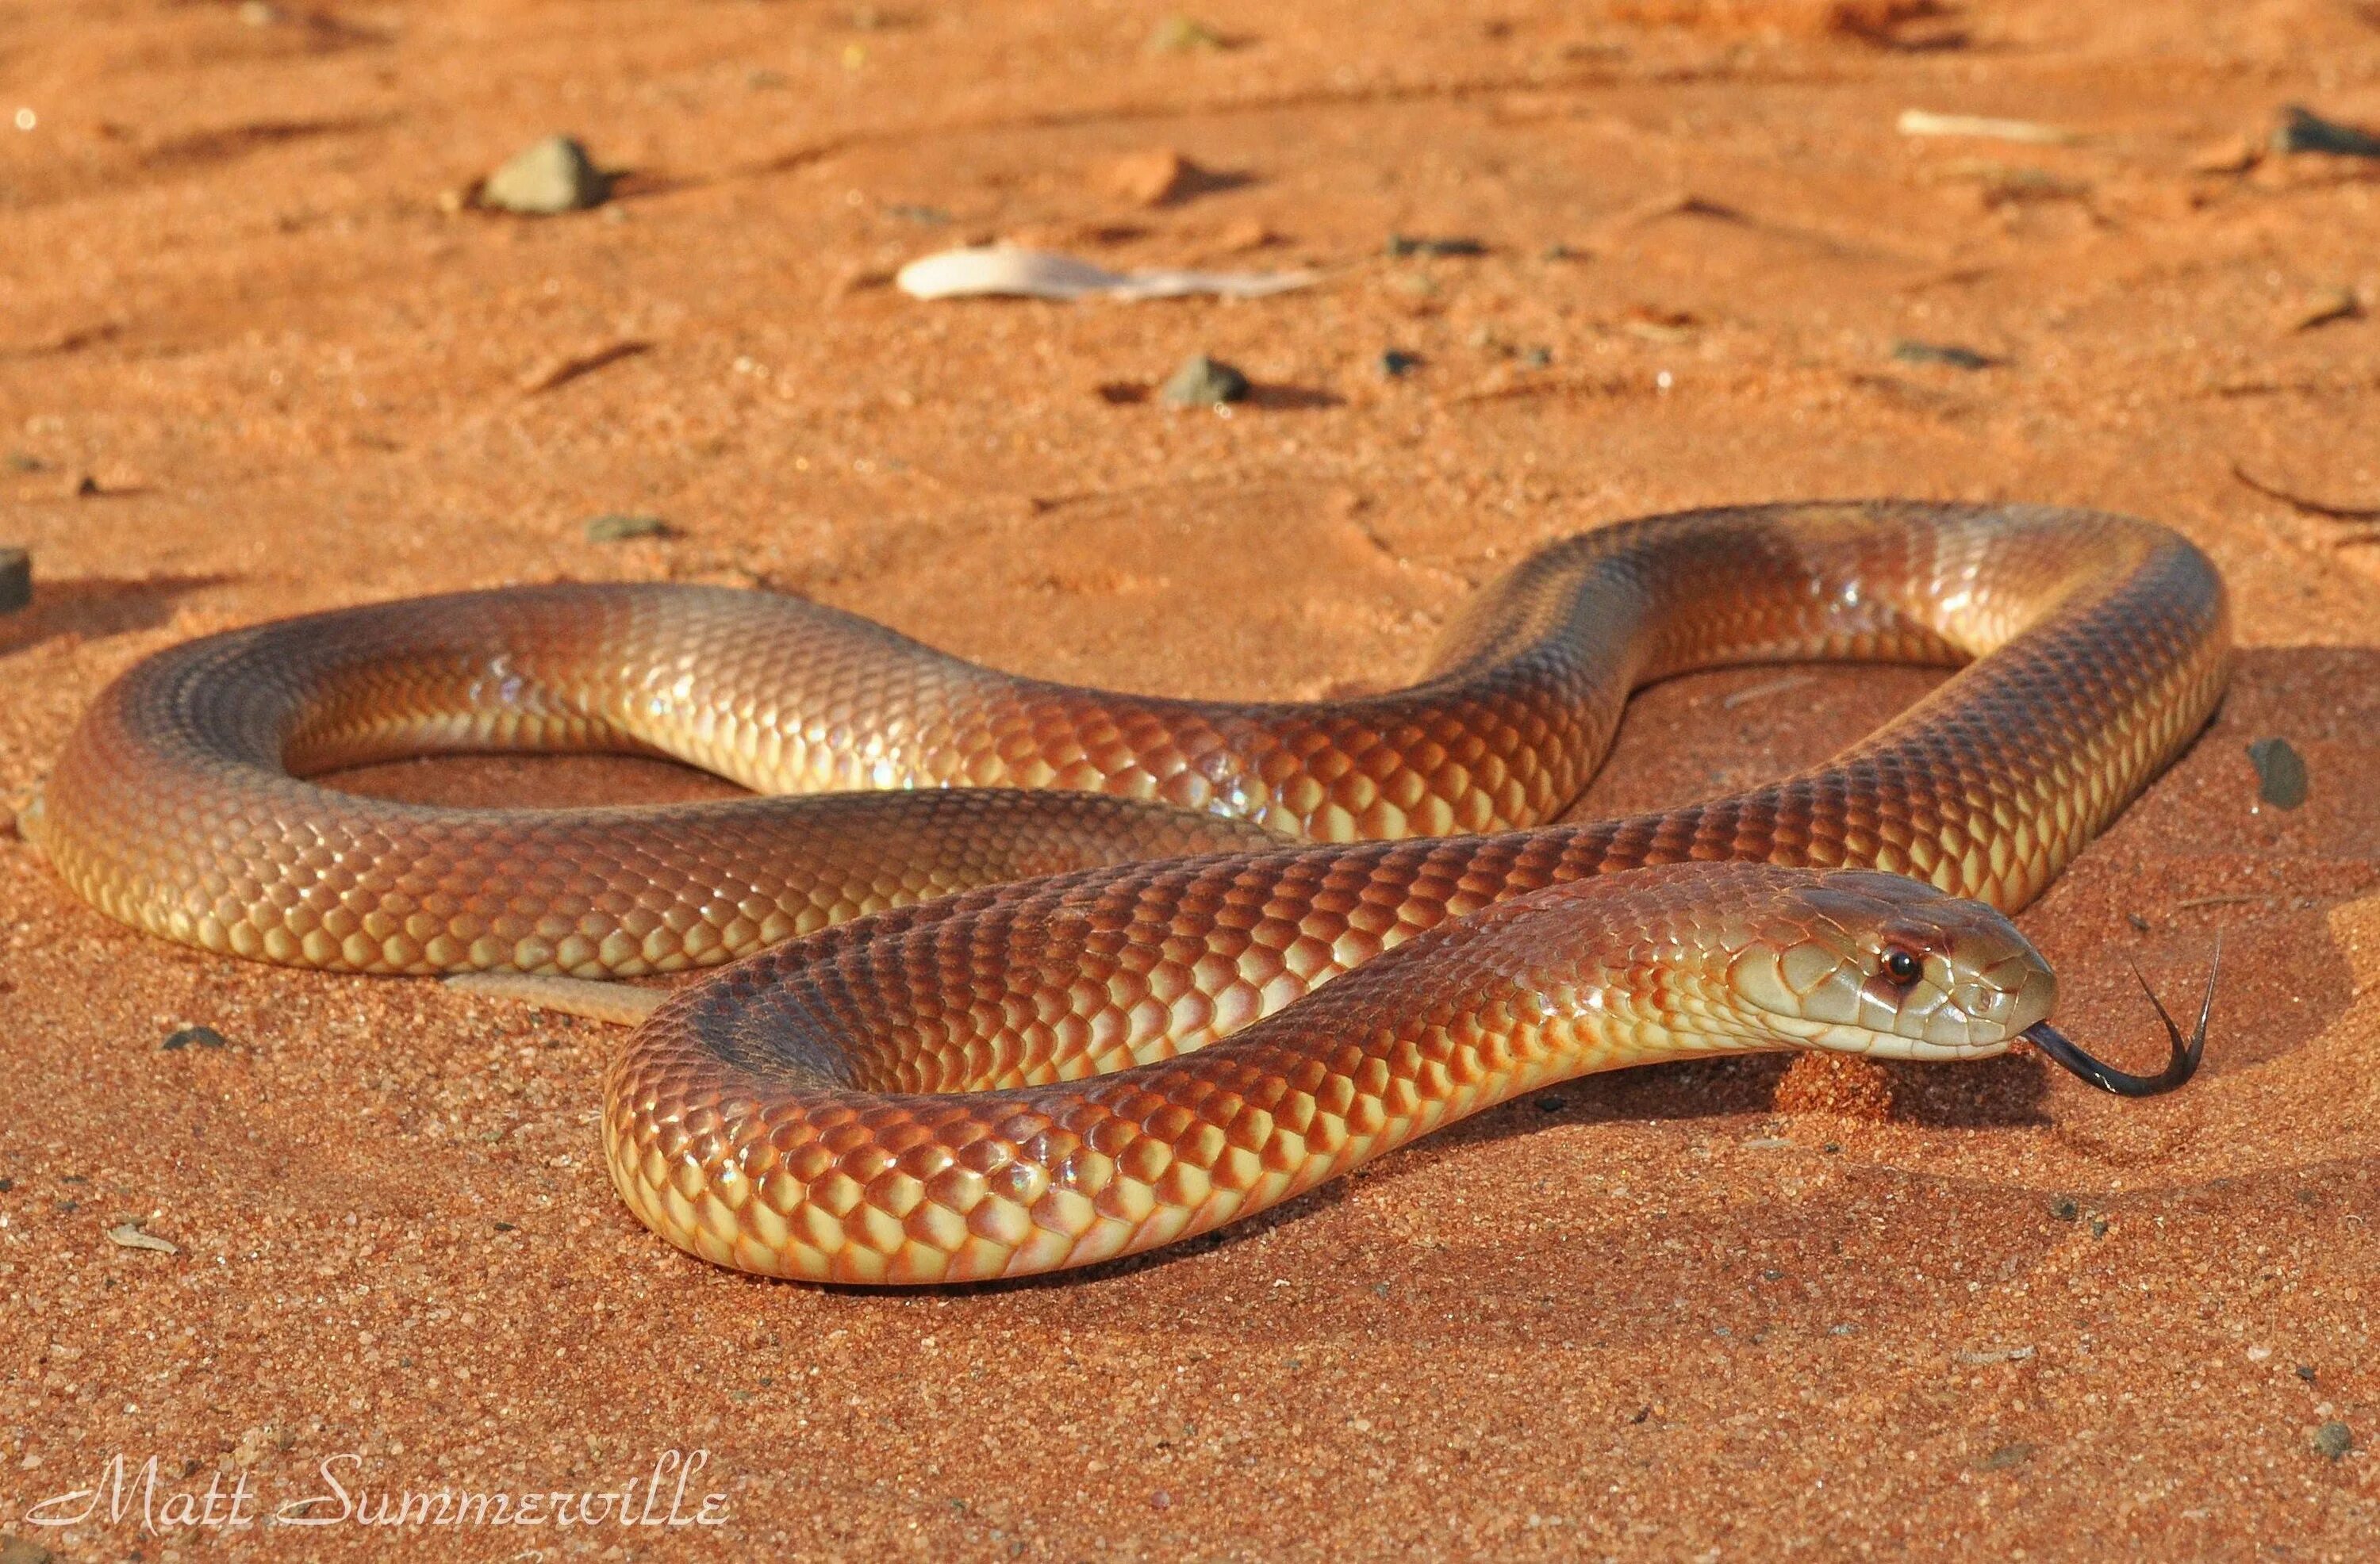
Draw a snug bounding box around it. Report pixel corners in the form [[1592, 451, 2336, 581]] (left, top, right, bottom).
[[29, 501, 2230, 1283]]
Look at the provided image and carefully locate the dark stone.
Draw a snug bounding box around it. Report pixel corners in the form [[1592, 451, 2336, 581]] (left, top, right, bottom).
[[0, 548, 26, 614], [2272, 106, 2380, 159], [161, 1026, 230, 1051], [1379, 350, 1422, 378], [2247, 737, 2309, 809]]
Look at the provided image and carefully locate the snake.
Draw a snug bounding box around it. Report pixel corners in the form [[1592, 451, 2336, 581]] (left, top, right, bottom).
[[26, 500, 2231, 1284]]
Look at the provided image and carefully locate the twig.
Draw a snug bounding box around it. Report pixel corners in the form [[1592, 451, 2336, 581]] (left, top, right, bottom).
[[2230, 460, 2380, 522], [446, 972, 666, 1025], [1897, 109, 2079, 146], [2174, 894, 2267, 911], [519, 339, 651, 396], [1721, 673, 1815, 710]]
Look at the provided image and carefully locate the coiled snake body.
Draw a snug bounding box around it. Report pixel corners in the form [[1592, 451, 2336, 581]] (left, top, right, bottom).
[[30, 503, 2230, 1283]]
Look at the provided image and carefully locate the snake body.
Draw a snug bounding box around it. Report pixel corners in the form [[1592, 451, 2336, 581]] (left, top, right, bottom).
[[30, 502, 2231, 1282]]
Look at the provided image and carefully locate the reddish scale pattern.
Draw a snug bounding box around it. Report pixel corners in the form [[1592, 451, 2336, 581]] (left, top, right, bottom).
[[31, 503, 2230, 1279], [608, 865, 2048, 1282]]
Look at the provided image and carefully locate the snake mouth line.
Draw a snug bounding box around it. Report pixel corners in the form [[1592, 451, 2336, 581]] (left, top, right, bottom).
[[2021, 941, 2219, 1098]]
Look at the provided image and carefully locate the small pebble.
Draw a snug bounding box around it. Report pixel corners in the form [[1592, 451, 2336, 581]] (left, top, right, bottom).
[[1891, 339, 1994, 370], [2050, 1196, 2079, 1221], [2312, 1420, 2353, 1460], [1213, 217, 1273, 252], [482, 135, 608, 214], [1149, 1490, 1173, 1511], [1107, 148, 1201, 207], [584, 513, 673, 543], [2271, 105, 2380, 159], [1623, 305, 1697, 343], [1379, 350, 1422, 378], [2297, 1364, 2318, 1383], [1160, 355, 1249, 406], [2247, 737, 2309, 809], [0, 546, 28, 615], [1146, 13, 1224, 52], [1385, 234, 1486, 258], [2125, 912, 2151, 932], [161, 1025, 229, 1051], [2187, 134, 2259, 174]]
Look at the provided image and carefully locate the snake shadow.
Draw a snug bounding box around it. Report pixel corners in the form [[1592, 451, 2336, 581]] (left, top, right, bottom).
[[0, 573, 236, 657]]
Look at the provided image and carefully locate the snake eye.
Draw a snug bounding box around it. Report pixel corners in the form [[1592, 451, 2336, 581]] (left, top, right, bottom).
[[1882, 946, 1924, 986]]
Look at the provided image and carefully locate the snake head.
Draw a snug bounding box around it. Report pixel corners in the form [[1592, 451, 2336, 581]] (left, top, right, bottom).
[[1724, 868, 2055, 1061]]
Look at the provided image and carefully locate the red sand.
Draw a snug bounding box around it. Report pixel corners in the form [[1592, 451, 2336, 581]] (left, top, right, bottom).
[[2, 2, 2377, 1558]]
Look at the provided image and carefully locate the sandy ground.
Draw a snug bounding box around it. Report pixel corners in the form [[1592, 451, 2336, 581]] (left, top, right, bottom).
[[3, 0, 2379, 1558]]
